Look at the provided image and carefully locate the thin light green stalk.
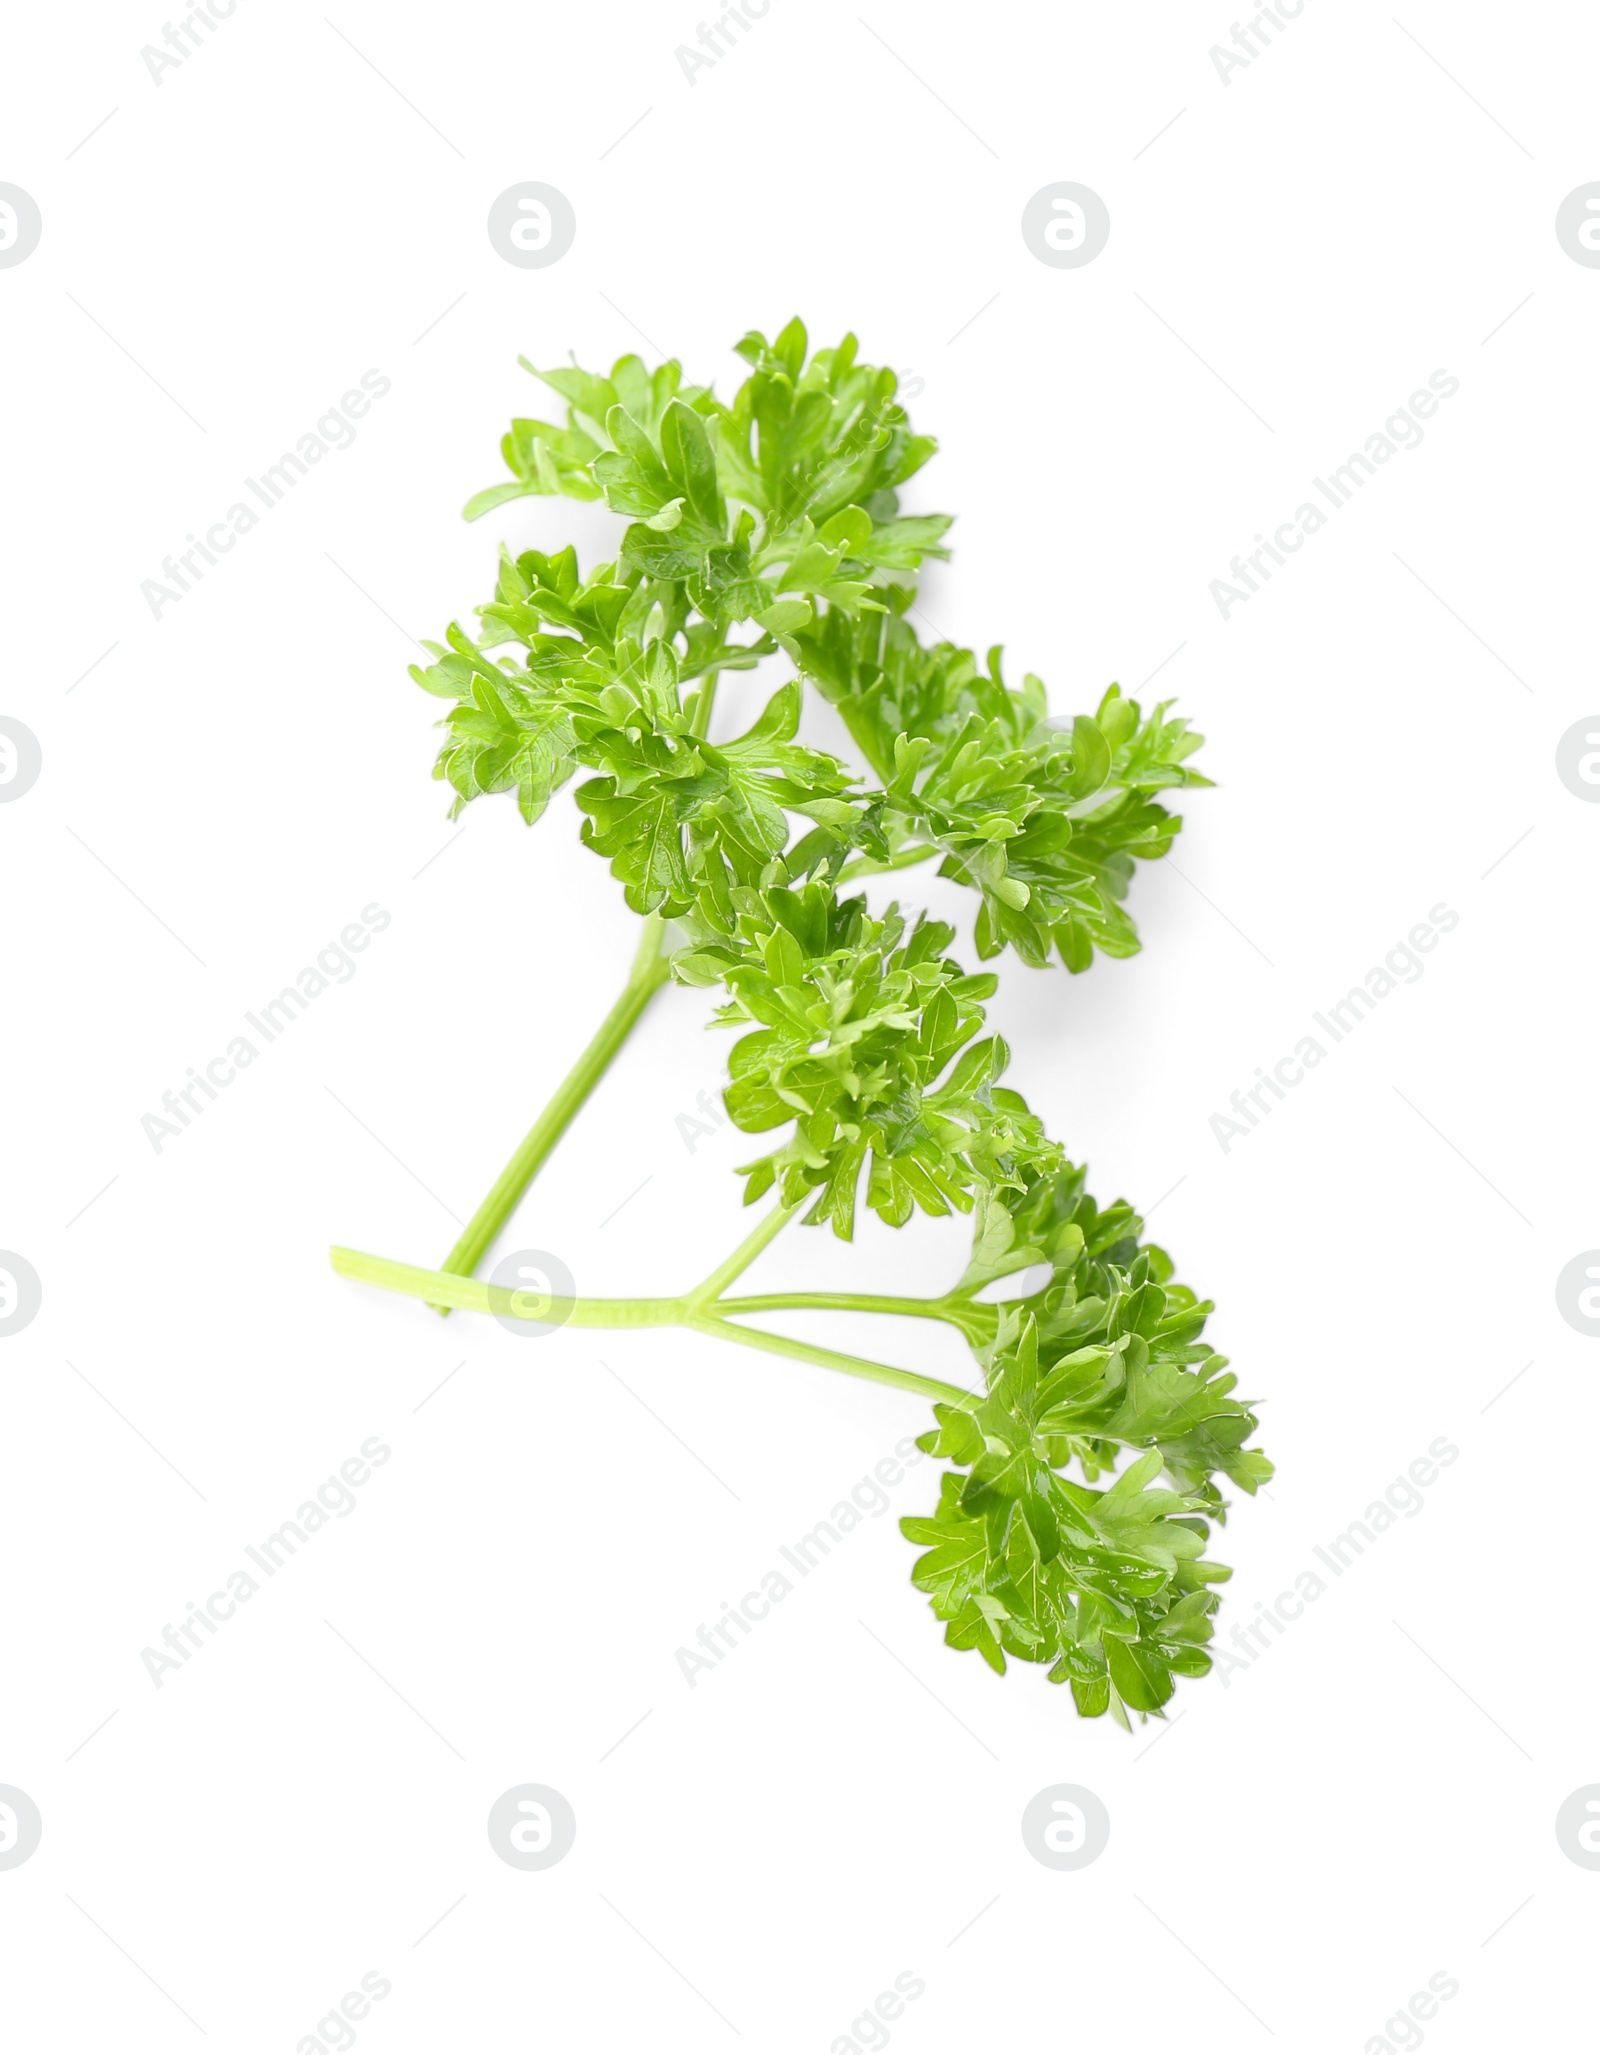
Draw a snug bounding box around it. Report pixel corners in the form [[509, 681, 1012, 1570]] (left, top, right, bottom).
[[433, 913, 669, 1308], [835, 844, 939, 882], [713, 1290, 998, 1347], [684, 1311, 972, 1406], [334, 1246, 682, 1327], [689, 668, 720, 739], [329, 1244, 973, 1406], [427, 657, 733, 1310], [714, 1289, 959, 1324], [685, 1198, 802, 1307], [679, 632, 776, 689]]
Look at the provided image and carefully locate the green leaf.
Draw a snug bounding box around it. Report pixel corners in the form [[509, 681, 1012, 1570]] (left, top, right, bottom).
[[394, 319, 1268, 1732]]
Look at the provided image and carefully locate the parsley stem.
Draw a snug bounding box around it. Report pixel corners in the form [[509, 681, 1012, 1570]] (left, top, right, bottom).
[[689, 668, 720, 740], [332, 1246, 684, 1325], [685, 1197, 802, 1305], [430, 912, 670, 1309], [684, 1312, 973, 1406], [835, 844, 940, 882], [329, 1244, 973, 1404], [713, 1290, 960, 1324]]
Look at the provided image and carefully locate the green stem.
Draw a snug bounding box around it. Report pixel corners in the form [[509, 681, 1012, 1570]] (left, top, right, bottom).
[[836, 844, 939, 883], [680, 634, 775, 689], [688, 668, 720, 740], [685, 1312, 971, 1405], [334, 1246, 683, 1326], [714, 1288, 957, 1322], [685, 1198, 802, 1306], [329, 1243, 974, 1407], [433, 913, 670, 1306]]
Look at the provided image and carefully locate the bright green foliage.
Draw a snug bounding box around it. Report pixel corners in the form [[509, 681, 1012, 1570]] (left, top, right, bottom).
[[422, 320, 1202, 976], [902, 1166, 1270, 1723], [800, 609, 1211, 968], [694, 888, 1057, 1237], [397, 320, 1271, 1726], [938, 1167, 1273, 1509]]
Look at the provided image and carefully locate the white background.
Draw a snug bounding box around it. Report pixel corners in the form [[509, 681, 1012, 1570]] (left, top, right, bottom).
[[3, 0, 1597, 2047]]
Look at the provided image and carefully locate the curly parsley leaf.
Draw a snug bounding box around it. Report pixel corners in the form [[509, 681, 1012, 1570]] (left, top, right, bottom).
[[385, 318, 1271, 1728], [904, 1312, 1237, 1722]]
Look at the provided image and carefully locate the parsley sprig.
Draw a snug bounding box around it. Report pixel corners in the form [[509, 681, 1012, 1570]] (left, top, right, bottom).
[[332, 321, 1271, 1726]]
